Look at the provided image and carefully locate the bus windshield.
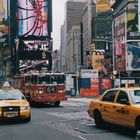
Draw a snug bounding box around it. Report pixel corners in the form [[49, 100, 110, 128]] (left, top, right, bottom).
[[24, 73, 65, 85]]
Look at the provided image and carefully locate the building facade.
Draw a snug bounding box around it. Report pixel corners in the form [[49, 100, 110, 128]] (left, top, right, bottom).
[[81, 0, 96, 68], [64, 0, 86, 72], [112, 0, 140, 87], [91, 11, 113, 77]]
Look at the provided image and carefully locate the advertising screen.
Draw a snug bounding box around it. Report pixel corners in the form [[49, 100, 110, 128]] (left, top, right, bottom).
[[0, 0, 8, 42], [18, 40, 51, 60], [96, 0, 113, 13], [126, 42, 140, 71], [91, 51, 104, 71], [114, 13, 126, 71], [127, 12, 140, 40], [17, 0, 48, 38], [18, 39, 52, 72], [0, 0, 7, 22]]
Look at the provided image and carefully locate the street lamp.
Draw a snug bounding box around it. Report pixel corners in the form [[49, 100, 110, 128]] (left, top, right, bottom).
[[76, 71, 80, 96]]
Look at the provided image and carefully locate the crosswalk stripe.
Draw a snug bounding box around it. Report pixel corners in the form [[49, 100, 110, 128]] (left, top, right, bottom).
[[62, 102, 85, 107]]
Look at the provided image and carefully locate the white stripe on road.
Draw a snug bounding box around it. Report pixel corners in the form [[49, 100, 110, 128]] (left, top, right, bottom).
[[68, 98, 92, 103], [78, 135, 87, 140], [62, 102, 85, 107]]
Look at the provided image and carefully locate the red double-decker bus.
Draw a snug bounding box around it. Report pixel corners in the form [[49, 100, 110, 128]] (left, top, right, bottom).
[[14, 72, 67, 106]]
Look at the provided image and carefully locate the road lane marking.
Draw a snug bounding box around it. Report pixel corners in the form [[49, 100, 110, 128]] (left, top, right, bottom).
[[78, 135, 87, 140], [62, 102, 85, 106]]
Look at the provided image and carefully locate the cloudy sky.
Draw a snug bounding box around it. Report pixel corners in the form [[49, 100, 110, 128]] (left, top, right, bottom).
[[52, 0, 68, 50]]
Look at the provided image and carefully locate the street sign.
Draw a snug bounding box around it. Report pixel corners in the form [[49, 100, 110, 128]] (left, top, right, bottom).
[[81, 69, 98, 78]]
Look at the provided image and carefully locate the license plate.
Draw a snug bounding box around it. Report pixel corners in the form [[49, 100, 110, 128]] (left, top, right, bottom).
[[7, 113, 15, 118]]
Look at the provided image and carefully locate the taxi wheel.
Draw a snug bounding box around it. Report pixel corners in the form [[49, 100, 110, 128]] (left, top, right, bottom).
[[25, 114, 31, 122], [136, 117, 140, 131], [94, 110, 104, 128]]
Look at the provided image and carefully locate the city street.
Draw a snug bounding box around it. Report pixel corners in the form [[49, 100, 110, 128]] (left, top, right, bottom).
[[0, 0, 139, 139], [0, 97, 136, 140]]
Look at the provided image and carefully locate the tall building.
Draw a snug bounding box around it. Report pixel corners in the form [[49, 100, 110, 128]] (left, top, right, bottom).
[[112, 0, 140, 86], [60, 23, 67, 72], [66, 26, 81, 72], [64, 0, 86, 72], [81, 0, 96, 68], [91, 11, 113, 75], [66, 0, 86, 33]]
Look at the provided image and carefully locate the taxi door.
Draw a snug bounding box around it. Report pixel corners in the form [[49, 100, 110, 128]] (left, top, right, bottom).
[[113, 90, 133, 127], [100, 90, 119, 123]]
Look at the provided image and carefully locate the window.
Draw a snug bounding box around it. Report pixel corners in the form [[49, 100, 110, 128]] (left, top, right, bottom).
[[102, 90, 118, 102], [129, 90, 140, 104], [116, 91, 129, 104]]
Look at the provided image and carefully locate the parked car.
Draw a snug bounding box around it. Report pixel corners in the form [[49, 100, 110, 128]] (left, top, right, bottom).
[[0, 81, 31, 122], [87, 87, 140, 131]]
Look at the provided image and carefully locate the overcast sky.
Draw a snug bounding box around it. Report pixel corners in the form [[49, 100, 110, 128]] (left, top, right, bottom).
[[52, 0, 68, 50]]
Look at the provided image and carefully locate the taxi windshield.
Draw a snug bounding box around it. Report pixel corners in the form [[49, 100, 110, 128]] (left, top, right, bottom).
[[0, 91, 25, 100], [129, 90, 140, 104]]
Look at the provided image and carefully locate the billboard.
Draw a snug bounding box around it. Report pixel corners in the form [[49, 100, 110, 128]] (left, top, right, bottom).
[[81, 69, 98, 78], [18, 40, 51, 60], [17, 0, 48, 38], [0, 0, 7, 22], [96, 0, 112, 13], [91, 51, 104, 71], [18, 39, 52, 72], [0, 0, 9, 42], [126, 42, 140, 71], [114, 13, 126, 71], [100, 78, 111, 89], [16, 0, 52, 72], [90, 78, 99, 96], [127, 12, 140, 40]]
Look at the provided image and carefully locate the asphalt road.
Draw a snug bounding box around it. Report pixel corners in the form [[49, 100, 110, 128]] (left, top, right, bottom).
[[0, 97, 136, 140]]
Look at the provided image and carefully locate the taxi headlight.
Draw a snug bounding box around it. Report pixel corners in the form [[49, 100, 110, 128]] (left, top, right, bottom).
[[20, 106, 30, 110]]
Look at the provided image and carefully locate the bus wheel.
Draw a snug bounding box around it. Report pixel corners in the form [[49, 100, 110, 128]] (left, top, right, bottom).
[[54, 101, 60, 107]]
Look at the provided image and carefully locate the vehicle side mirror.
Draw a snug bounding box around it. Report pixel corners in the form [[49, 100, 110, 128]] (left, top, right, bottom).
[[120, 99, 129, 105]]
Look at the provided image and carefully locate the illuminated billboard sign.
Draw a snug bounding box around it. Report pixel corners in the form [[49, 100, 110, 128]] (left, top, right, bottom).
[[17, 0, 48, 38], [127, 12, 140, 40], [18, 39, 52, 72], [0, 0, 7, 22], [96, 0, 112, 13], [0, 0, 9, 42], [18, 40, 51, 60], [114, 13, 126, 71], [126, 42, 140, 71], [91, 51, 104, 71]]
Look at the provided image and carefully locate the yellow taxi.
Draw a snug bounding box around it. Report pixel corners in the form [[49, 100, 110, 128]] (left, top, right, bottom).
[[0, 81, 31, 122], [87, 87, 140, 131]]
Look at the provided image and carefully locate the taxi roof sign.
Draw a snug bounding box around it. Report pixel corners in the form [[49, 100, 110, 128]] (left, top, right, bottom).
[[2, 81, 11, 88]]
